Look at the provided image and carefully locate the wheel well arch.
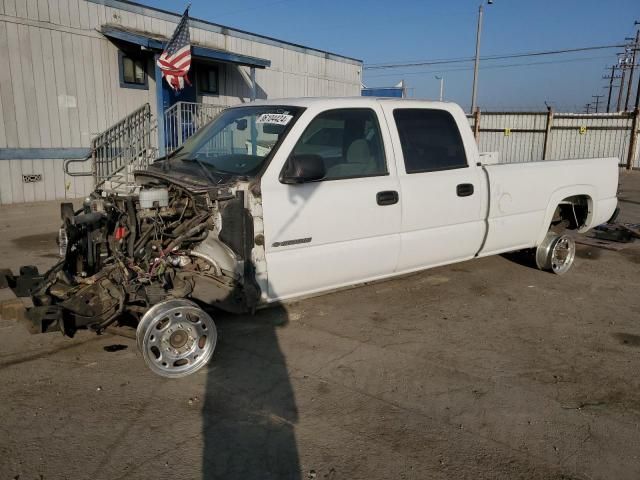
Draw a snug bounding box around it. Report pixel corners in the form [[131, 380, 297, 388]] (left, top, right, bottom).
[[536, 188, 596, 246], [551, 194, 593, 232]]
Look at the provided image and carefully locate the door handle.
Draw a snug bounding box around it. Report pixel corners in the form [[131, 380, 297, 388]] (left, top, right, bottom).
[[456, 183, 474, 197], [377, 190, 399, 206]]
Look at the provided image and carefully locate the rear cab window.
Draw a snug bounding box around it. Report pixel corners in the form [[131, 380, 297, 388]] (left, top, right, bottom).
[[393, 109, 468, 173], [289, 108, 388, 181]]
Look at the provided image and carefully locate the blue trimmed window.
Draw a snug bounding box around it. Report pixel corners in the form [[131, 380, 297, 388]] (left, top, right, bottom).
[[119, 50, 148, 90], [197, 65, 219, 95]]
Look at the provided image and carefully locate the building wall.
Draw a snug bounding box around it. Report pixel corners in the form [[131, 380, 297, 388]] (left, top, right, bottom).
[[0, 0, 363, 204]]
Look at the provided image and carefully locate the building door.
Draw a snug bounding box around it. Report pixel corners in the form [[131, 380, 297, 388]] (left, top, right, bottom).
[[161, 74, 197, 150]]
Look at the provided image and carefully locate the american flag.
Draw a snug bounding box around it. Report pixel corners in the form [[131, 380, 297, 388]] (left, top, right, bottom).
[[157, 7, 192, 91]]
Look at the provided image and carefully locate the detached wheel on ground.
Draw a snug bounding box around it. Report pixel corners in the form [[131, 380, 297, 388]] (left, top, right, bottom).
[[136, 299, 217, 378], [535, 232, 576, 275]]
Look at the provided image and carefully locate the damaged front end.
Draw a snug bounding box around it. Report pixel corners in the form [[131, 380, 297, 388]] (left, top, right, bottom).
[[3, 173, 261, 376]]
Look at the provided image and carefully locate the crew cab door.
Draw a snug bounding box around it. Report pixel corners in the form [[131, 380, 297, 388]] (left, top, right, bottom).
[[260, 106, 401, 301], [381, 104, 486, 271]]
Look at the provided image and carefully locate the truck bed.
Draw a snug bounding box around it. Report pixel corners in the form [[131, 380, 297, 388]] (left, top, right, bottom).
[[479, 157, 619, 256]]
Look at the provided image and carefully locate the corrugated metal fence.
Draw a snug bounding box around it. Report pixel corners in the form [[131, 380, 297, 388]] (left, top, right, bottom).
[[467, 110, 640, 169]]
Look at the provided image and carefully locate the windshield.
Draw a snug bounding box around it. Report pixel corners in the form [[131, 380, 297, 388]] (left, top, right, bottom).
[[169, 105, 303, 177]]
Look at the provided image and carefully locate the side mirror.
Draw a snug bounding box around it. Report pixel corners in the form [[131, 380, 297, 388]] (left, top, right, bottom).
[[281, 154, 326, 184]]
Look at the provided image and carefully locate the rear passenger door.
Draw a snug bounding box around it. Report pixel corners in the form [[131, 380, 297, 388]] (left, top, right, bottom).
[[260, 106, 401, 301], [383, 106, 486, 272]]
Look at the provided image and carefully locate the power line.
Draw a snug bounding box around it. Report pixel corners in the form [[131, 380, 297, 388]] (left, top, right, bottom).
[[364, 44, 625, 70], [364, 55, 613, 79]]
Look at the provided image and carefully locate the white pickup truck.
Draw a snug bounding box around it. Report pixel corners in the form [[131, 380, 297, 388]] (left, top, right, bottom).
[[3, 97, 619, 377]]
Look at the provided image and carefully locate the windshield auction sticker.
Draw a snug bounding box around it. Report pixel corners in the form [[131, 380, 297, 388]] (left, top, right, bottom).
[[256, 113, 293, 125]]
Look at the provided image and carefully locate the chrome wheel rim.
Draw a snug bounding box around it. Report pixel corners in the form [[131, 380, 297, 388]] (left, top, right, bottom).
[[136, 299, 217, 378], [550, 235, 576, 275]]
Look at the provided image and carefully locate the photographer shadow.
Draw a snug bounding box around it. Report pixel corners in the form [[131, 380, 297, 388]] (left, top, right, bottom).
[[201, 305, 300, 480]]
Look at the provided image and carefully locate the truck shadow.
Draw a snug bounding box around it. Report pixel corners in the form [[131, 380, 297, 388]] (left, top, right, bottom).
[[201, 305, 300, 480], [500, 249, 538, 270]]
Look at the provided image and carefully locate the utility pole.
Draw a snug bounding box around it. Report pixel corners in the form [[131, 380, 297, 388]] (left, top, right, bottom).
[[617, 52, 630, 111], [471, 4, 484, 113], [624, 29, 640, 111], [435, 75, 444, 101], [471, 1, 493, 113], [584, 103, 592, 114], [592, 94, 604, 113], [636, 60, 640, 110], [636, 21, 640, 109], [603, 65, 620, 113]]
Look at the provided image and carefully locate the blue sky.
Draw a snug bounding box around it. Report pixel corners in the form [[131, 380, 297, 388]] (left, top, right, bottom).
[[143, 0, 639, 111]]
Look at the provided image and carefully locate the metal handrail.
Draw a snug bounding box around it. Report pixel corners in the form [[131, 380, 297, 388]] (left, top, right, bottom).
[[63, 153, 94, 176], [164, 102, 226, 154], [63, 103, 153, 180], [61, 102, 227, 191]]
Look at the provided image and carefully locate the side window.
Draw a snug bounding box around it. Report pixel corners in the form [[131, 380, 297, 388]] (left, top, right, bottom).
[[393, 109, 467, 173], [119, 51, 147, 90], [290, 109, 387, 180], [198, 66, 219, 94]]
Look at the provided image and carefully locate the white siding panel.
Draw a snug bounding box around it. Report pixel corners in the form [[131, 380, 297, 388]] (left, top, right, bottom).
[[29, 26, 51, 147], [68, 0, 81, 28], [26, 0, 38, 20], [143, 14, 152, 33], [6, 22, 30, 147], [43, 158, 56, 200], [81, 36, 99, 138], [71, 35, 90, 146], [307, 77, 329, 97], [95, 3, 106, 27], [50, 30, 71, 147], [104, 7, 120, 26], [86, 2, 99, 29], [36, 0, 49, 22], [120, 8, 135, 29], [90, 37, 107, 131], [283, 73, 306, 98], [0, 161, 13, 204], [18, 24, 42, 148], [57, 0, 70, 27], [204, 30, 225, 50], [9, 160, 24, 203], [134, 13, 145, 32], [99, 41, 115, 125], [14, 0, 26, 18], [0, 21, 18, 148], [54, 159, 67, 199], [150, 17, 165, 36], [40, 28, 62, 147], [104, 41, 122, 119], [0, 90, 6, 147], [48, 0, 60, 24], [78, 0, 90, 29], [3, 0, 16, 17], [22, 158, 37, 202], [259, 69, 284, 99], [60, 33, 81, 147]]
